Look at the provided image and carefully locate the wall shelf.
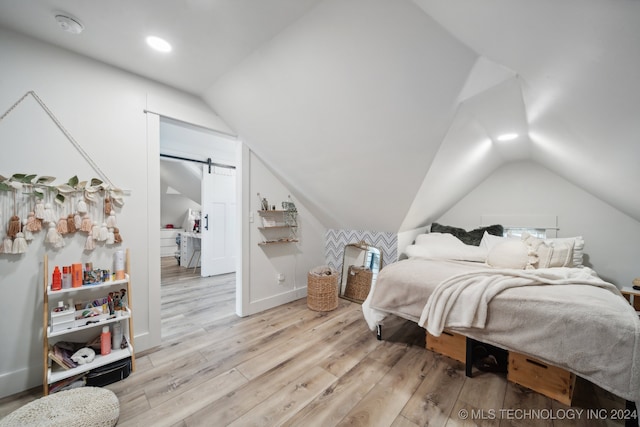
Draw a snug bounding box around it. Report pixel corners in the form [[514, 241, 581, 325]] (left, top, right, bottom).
[[257, 208, 298, 246], [257, 210, 288, 214], [258, 239, 299, 246]]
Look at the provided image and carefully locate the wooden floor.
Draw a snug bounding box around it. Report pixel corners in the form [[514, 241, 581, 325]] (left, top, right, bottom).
[[0, 258, 626, 426]]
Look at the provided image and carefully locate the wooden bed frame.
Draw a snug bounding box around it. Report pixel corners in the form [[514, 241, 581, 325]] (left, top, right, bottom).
[[377, 324, 638, 427]]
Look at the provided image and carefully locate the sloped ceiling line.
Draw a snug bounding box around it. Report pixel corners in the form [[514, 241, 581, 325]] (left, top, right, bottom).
[[399, 63, 531, 231]]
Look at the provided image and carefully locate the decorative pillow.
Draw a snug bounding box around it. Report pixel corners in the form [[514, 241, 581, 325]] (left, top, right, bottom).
[[545, 236, 584, 267], [430, 223, 503, 246], [486, 239, 529, 269], [523, 233, 574, 269], [407, 233, 487, 262]]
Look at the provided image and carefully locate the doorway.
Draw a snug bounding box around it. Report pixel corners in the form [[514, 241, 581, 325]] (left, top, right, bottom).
[[158, 117, 238, 340]]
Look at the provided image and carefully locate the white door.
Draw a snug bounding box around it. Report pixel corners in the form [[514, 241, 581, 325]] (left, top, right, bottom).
[[200, 165, 236, 277]]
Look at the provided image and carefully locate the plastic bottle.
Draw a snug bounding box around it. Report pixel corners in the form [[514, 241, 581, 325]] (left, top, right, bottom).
[[112, 321, 122, 350], [114, 250, 125, 280], [101, 326, 111, 355], [51, 266, 62, 291], [62, 266, 72, 289]]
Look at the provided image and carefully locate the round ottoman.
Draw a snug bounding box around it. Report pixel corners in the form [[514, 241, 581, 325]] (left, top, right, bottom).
[[0, 387, 119, 427]]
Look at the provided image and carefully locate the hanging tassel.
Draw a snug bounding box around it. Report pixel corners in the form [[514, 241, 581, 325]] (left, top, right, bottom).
[[25, 212, 39, 232], [74, 212, 82, 230], [106, 227, 115, 245], [106, 210, 117, 228], [34, 201, 45, 219], [8, 215, 21, 239], [12, 232, 28, 254], [77, 197, 88, 214], [67, 214, 77, 233], [43, 203, 55, 224], [56, 217, 68, 235], [98, 222, 109, 242], [113, 227, 123, 244], [1, 236, 12, 253], [84, 234, 95, 250], [104, 197, 112, 216], [80, 214, 93, 233], [45, 222, 61, 245], [22, 219, 34, 241], [91, 221, 100, 240]]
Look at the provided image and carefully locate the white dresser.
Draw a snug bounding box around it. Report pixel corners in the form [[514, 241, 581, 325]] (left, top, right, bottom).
[[160, 228, 182, 257]]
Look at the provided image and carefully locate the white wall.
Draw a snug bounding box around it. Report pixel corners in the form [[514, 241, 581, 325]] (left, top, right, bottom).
[[0, 27, 329, 397], [204, 0, 476, 232], [0, 28, 228, 398], [239, 149, 326, 316], [160, 191, 200, 229], [437, 160, 640, 288]]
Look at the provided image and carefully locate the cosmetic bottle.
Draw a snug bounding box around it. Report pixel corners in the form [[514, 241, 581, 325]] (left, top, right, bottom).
[[101, 326, 111, 355], [112, 321, 122, 350], [51, 267, 62, 291], [62, 266, 72, 289]]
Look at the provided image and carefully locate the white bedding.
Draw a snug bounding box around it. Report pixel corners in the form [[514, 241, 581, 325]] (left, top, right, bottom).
[[363, 258, 640, 404], [419, 266, 619, 335]]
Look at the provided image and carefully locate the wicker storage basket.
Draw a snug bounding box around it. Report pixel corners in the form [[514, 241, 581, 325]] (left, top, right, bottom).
[[344, 266, 373, 301], [307, 266, 339, 312]]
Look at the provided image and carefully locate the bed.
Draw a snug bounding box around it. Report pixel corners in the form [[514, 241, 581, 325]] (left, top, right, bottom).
[[362, 226, 640, 409]]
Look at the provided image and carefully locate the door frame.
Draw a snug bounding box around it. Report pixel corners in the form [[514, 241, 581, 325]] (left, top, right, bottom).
[[146, 111, 244, 349]]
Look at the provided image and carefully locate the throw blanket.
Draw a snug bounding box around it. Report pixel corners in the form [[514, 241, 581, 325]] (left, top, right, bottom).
[[418, 267, 621, 336]]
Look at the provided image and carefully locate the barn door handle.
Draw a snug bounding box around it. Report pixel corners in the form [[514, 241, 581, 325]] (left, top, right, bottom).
[[204, 214, 209, 231]]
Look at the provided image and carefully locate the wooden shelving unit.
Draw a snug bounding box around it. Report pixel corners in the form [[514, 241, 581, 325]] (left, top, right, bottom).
[[42, 249, 135, 395]]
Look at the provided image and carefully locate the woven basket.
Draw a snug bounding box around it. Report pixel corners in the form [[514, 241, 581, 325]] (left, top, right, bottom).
[[344, 266, 373, 301], [307, 266, 339, 312]]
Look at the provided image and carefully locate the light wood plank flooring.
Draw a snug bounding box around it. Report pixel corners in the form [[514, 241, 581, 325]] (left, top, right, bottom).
[[0, 259, 626, 426]]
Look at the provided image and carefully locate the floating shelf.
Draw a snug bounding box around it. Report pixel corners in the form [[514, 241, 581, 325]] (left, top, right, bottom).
[[258, 239, 299, 246], [257, 210, 288, 215], [257, 208, 298, 246]]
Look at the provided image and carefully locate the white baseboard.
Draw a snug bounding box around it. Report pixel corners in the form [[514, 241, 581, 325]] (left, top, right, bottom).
[[239, 287, 307, 317], [0, 367, 39, 400]]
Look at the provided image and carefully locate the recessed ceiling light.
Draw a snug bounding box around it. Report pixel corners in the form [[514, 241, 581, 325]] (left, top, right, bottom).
[[146, 36, 172, 53], [55, 15, 84, 34], [496, 133, 519, 142]]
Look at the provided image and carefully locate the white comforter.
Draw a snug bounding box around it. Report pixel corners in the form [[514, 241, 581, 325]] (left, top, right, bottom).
[[363, 259, 640, 404]]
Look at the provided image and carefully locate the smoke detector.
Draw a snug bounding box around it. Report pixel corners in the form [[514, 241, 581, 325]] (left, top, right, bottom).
[[55, 15, 84, 34]]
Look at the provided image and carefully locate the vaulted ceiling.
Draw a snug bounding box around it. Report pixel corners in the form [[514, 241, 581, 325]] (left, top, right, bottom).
[[1, 0, 638, 232]]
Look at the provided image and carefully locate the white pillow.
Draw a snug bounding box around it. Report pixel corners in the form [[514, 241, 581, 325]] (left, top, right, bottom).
[[486, 239, 529, 269], [545, 236, 584, 267], [523, 233, 574, 269], [479, 231, 509, 251], [407, 233, 487, 262]]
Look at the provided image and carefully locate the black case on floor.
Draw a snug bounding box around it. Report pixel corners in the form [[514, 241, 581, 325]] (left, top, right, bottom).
[[85, 357, 131, 387]]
